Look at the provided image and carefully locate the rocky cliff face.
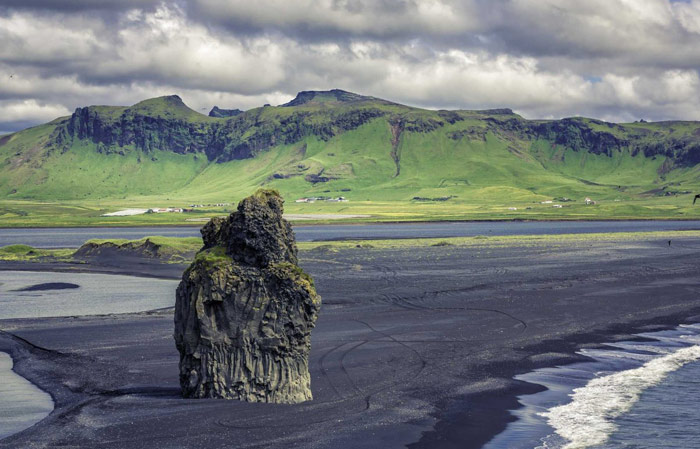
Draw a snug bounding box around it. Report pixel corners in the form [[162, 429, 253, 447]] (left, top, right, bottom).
[[64, 99, 215, 156], [533, 119, 627, 156], [50, 94, 392, 163], [42, 90, 700, 171], [174, 190, 320, 403]]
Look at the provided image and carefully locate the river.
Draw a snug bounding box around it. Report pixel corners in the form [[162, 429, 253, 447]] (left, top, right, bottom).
[[2, 220, 700, 248]]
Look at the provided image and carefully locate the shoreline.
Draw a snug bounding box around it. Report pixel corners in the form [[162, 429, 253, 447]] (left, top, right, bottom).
[[497, 321, 700, 449], [2, 235, 700, 448], [0, 351, 54, 440], [448, 313, 700, 449], [4, 303, 698, 448]]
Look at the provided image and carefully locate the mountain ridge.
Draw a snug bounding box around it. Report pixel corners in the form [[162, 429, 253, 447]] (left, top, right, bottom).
[[1, 90, 700, 210]]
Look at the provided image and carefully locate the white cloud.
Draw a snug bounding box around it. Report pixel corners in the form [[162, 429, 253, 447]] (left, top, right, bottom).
[[0, 11, 105, 64], [0, 99, 70, 124], [103, 5, 287, 93]]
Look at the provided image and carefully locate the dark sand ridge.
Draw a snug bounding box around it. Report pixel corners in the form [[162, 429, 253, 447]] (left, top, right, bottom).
[[2, 236, 700, 448], [12, 283, 79, 292]]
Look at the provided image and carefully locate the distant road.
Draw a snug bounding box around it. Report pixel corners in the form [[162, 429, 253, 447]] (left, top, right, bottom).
[[2, 220, 700, 248]]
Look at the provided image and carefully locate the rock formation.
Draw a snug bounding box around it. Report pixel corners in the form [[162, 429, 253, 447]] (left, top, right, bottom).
[[208, 106, 243, 118], [174, 190, 320, 403]]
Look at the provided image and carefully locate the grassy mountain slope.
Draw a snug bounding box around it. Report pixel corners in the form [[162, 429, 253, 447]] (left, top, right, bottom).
[[2, 90, 700, 225]]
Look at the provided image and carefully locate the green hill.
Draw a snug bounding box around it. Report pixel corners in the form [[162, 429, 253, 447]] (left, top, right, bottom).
[[2, 90, 700, 225]]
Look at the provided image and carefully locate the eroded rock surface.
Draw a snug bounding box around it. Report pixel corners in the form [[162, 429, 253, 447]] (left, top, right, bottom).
[[174, 190, 320, 403]]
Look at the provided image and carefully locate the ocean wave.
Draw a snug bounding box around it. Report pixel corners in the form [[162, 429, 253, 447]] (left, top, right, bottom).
[[579, 348, 656, 362], [538, 343, 700, 449], [604, 342, 674, 355]]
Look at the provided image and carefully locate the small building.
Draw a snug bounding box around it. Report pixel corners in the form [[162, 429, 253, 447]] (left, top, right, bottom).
[[552, 204, 563, 208], [541, 200, 553, 204], [584, 197, 596, 205], [508, 207, 518, 211]]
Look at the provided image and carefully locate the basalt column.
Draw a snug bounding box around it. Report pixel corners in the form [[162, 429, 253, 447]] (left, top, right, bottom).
[[174, 189, 321, 403]]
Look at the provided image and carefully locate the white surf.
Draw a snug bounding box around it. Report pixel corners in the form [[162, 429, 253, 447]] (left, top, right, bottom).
[[538, 337, 700, 449]]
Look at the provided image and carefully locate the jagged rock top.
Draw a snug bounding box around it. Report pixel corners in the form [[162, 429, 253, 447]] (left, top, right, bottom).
[[201, 189, 297, 267], [281, 89, 375, 107], [208, 106, 243, 118]]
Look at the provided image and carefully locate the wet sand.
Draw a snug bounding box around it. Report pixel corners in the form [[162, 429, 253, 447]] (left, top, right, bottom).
[[2, 235, 700, 448]]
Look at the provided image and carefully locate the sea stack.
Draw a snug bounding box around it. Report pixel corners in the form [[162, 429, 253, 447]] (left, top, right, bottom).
[[174, 189, 321, 403]]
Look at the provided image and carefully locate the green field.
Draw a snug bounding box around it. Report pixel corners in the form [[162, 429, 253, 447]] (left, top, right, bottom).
[[2, 91, 700, 226], [1, 194, 699, 227], [0, 236, 202, 263]]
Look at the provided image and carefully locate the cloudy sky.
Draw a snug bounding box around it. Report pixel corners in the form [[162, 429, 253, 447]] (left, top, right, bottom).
[[2, 0, 700, 133]]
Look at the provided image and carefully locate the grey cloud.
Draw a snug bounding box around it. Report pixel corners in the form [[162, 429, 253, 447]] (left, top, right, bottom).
[[191, 0, 700, 68], [0, 0, 161, 11], [188, 0, 477, 42], [479, 1, 700, 66], [1, 0, 700, 132]]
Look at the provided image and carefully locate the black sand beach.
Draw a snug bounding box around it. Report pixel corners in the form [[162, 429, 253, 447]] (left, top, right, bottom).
[[2, 235, 700, 448]]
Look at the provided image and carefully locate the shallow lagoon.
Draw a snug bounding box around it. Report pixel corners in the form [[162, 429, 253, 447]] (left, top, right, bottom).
[[0, 271, 178, 319], [0, 352, 54, 440]]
